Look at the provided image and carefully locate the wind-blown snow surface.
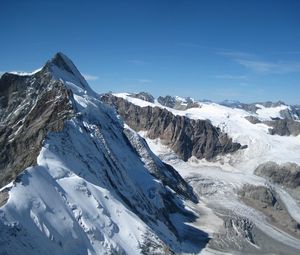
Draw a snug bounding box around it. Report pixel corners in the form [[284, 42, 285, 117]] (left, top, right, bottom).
[[8, 67, 43, 76], [1, 142, 148, 255], [0, 55, 207, 255], [113, 93, 300, 254]]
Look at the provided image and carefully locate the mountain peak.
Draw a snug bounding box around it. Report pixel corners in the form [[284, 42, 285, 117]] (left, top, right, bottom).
[[49, 52, 77, 75], [45, 52, 91, 91]]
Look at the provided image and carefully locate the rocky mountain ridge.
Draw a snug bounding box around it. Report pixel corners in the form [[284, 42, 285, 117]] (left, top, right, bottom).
[[0, 64, 73, 187], [0, 53, 206, 255], [101, 93, 244, 161], [110, 92, 300, 137]]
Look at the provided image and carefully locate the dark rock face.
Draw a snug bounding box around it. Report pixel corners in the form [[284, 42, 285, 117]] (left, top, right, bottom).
[[0, 188, 9, 207], [266, 119, 300, 136], [238, 185, 282, 209], [254, 162, 300, 189], [157, 95, 176, 108], [208, 208, 300, 255], [0, 68, 73, 188], [279, 108, 295, 120], [239, 184, 300, 238], [244, 116, 261, 124], [245, 115, 300, 137], [240, 104, 259, 113], [220, 101, 259, 113], [101, 94, 243, 161], [259, 101, 286, 108], [291, 105, 300, 119], [129, 92, 154, 103], [157, 95, 199, 110], [209, 215, 256, 252]]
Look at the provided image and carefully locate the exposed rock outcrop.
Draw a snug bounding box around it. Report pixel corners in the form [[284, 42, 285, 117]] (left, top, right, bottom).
[[209, 211, 300, 255], [0, 67, 73, 187], [209, 214, 257, 252], [157, 95, 199, 110], [157, 95, 176, 108], [260, 101, 286, 108], [254, 161, 300, 189], [238, 184, 300, 238], [0, 188, 9, 207], [221, 101, 259, 113], [244, 115, 261, 124], [223, 100, 300, 121], [101, 94, 244, 161], [291, 105, 300, 120], [279, 108, 295, 120], [239, 185, 282, 209], [266, 119, 300, 136], [129, 92, 155, 103], [245, 116, 300, 136], [185, 172, 300, 254]]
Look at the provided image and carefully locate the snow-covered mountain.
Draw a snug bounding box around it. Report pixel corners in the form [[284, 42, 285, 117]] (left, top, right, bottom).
[[220, 98, 300, 121], [103, 91, 300, 254], [1, 54, 300, 255], [101, 94, 245, 162], [0, 53, 208, 255]]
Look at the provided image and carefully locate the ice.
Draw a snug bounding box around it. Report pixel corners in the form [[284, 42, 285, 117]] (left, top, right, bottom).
[[140, 133, 300, 253]]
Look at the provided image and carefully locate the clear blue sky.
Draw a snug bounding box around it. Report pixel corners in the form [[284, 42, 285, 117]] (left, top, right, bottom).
[[1, 0, 300, 104]]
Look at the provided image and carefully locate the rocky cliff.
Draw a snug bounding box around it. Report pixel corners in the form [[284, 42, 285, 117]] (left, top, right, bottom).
[[0, 67, 73, 187], [266, 119, 300, 136], [101, 94, 244, 161], [157, 95, 200, 110], [254, 161, 300, 189], [245, 116, 300, 136], [239, 184, 300, 238]]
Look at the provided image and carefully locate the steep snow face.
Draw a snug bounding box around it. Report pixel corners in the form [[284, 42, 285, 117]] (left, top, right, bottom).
[[0, 56, 206, 254], [45, 52, 93, 93], [1, 141, 150, 255], [1, 121, 175, 255]]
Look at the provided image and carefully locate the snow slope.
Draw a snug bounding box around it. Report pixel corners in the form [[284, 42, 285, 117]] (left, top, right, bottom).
[[143, 134, 300, 254], [0, 54, 206, 255], [113, 93, 300, 254], [113, 93, 300, 169]]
